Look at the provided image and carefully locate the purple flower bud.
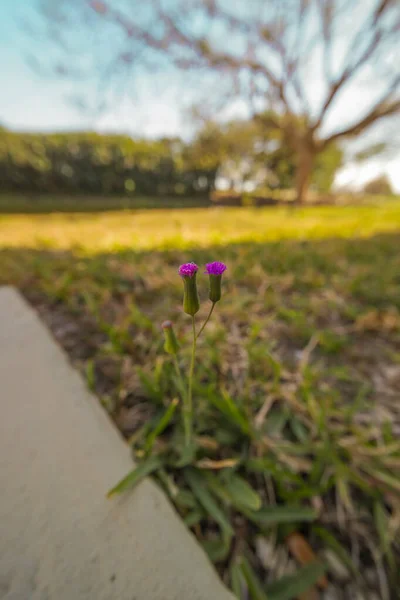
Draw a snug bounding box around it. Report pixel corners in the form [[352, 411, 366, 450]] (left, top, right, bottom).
[[178, 262, 200, 315], [205, 261, 227, 303], [205, 262, 227, 276], [178, 262, 199, 278]]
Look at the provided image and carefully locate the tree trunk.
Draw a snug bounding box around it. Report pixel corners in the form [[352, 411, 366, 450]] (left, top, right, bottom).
[[294, 150, 314, 205]]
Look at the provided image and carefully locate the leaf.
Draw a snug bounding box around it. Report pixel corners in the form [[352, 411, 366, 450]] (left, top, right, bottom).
[[224, 474, 262, 511], [184, 469, 234, 539], [144, 398, 179, 453], [286, 533, 328, 589], [362, 466, 400, 493], [196, 458, 239, 469], [246, 457, 303, 485], [265, 562, 327, 600], [374, 500, 392, 559], [184, 509, 204, 527], [202, 536, 231, 562], [174, 488, 198, 509], [174, 440, 198, 467], [245, 505, 317, 526], [208, 390, 252, 436], [289, 415, 309, 443], [239, 556, 269, 600], [107, 455, 162, 498], [230, 562, 245, 599]]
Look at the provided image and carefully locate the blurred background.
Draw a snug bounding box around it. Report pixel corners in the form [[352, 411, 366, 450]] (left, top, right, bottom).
[[0, 0, 399, 210], [1, 2, 400, 600]]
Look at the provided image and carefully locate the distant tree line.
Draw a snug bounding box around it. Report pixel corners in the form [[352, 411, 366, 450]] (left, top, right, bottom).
[[0, 121, 343, 198], [0, 128, 216, 196]]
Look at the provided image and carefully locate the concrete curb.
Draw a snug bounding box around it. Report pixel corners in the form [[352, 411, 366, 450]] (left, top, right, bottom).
[[0, 287, 234, 600]]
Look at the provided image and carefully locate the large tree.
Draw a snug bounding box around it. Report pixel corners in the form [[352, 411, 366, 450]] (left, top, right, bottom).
[[34, 0, 399, 203], [188, 117, 343, 193]]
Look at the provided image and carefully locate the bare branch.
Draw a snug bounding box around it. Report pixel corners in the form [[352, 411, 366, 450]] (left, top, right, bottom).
[[323, 81, 400, 147]]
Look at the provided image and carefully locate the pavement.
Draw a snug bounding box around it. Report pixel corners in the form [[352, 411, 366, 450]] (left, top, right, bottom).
[[0, 286, 234, 600]]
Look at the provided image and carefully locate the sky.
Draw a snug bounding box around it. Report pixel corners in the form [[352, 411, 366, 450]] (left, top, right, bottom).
[[0, 0, 399, 192]]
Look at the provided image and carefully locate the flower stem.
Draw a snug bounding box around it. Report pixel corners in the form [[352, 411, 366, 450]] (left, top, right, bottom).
[[173, 356, 186, 399], [196, 302, 216, 340], [185, 315, 197, 447]]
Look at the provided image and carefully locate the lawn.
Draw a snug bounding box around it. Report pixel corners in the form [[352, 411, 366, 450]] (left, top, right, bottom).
[[1, 199, 400, 599]]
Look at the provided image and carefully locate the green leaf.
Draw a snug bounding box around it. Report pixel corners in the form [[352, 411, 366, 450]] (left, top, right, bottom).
[[224, 474, 262, 511], [362, 466, 400, 493], [107, 455, 162, 498], [144, 398, 179, 453], [184, 509, 204, 527], [289, 416, 309, 443], [239, 556, 269, 600], [184, 469, 234, 539], [265, 408, 288, 435], [230, 562, 245, 599], [265, 562, 327, 600], [174, 440, 198, 467], [174, 489, 198, 509], [374, 501, 393, 564], [202, 536, 231, 562], [245, 505, 317, 526], [245, 457, 303, 484], [208, 390, 252, 436]]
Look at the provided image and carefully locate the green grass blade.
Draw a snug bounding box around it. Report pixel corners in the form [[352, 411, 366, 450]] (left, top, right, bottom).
[[239, 556, 269, 600], [183, 509, 204, 527], [362, 466, 400, 493], [202, 536, 231, 563], [208, 391, 252, 436], [107, 455, 162, 498], [184, 469, 234, 539], [230, 562, 245, 599], [144, 398, 179, 453], [265, 562, 327, 600], [313, 525, 357, 576], [224, 473, 262, 511], [245, 505, 317, 526]]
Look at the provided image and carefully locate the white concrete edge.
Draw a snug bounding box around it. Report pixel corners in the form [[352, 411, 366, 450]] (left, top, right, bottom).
[[0, 286, 235, 600]]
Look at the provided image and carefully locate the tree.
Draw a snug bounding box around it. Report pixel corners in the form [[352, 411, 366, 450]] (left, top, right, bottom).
[[189, 117, 343, 192], [33, 0, 400, 203], [363, 174, 394, 195]]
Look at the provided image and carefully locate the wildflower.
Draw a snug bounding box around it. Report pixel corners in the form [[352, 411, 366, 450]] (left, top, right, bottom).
[[161, 320, 180, 355], [179, 262, 200, 316], [205, 261, 227, 303]]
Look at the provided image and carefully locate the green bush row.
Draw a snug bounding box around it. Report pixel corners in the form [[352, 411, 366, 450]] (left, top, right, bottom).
[[0, 128, 217, 197]]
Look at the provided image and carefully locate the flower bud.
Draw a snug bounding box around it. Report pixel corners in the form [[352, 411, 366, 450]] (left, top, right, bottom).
[[178, 263, 200, 316], [205, 261, 227, 303], [162, 320, 180, 355]]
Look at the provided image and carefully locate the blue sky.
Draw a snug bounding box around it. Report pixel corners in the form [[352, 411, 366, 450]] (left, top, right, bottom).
[[1, 0, 399, 191]]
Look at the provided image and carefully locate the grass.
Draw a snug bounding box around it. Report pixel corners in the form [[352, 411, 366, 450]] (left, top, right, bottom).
[[1, 196, 400, 250], [1, 197, 400, 599], [0, 192, 210, 213]]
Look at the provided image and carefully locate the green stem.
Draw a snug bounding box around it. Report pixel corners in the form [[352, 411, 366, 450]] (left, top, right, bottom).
[[196, 302, 216, 340], [185, 316, 197, 447], [173, 355, 186, 399]]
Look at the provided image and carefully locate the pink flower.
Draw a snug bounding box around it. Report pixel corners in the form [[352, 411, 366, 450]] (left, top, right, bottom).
[[205, 261, 227, 276], [178, 262, 199, 278]]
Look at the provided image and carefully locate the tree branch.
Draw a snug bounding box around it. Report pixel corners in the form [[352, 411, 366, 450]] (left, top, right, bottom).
[[322, 93, 400, 148]]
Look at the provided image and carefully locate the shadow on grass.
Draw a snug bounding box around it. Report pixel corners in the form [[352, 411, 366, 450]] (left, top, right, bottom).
[[1, 230, 400, 306]]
